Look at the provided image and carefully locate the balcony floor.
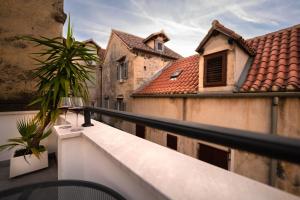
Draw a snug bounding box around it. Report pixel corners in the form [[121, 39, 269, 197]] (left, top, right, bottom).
[[0, 154, 57, 191]]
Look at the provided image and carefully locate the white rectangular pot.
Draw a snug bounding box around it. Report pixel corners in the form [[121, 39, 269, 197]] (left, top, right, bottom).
[[9, 151, 48, 178]]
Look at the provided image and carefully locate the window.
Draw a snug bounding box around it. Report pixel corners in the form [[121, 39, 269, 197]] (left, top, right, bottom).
[[117, 57, 128, 81], [155, 40, 164, 52], [136, 124, 146, 139], [167, 134, 177, 150], [104, 97, 109, 109], [204, 51, 227, 87], [115, 98, 126, 111], [170, 69, 183, 80], [198, 143, 229, 170]]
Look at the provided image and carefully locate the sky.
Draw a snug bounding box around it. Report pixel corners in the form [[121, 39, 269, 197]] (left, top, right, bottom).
[[64, 0, 300, 57]]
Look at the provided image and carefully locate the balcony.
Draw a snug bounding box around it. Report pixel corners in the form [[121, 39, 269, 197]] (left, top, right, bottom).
[[0, 109, 300, 199]]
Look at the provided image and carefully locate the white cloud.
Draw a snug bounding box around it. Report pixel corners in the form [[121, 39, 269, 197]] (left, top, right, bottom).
[[64, 0, 300, 56]]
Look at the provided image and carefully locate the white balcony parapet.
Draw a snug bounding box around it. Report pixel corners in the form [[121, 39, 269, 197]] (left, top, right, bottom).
[[54, 113, 299, 200]]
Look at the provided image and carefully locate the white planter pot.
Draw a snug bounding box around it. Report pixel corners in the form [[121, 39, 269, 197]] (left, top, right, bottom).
[[9, 151, 49, 178]]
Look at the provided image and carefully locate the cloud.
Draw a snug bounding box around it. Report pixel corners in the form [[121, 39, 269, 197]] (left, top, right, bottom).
[[64, 0, 300, 56]]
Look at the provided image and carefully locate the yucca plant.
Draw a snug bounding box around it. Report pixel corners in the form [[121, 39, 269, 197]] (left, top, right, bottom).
[[0, 15, 99, 158], [0, 118, 50, 158], [27, 15, 99, 150]]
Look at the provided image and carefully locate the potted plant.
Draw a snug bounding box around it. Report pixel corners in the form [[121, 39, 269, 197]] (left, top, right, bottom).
[[0, 118, 51, 178], [0, 15, 98, 177]]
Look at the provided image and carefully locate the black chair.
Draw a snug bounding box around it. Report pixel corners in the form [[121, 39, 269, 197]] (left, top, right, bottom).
[[0, 180, 126, 200]]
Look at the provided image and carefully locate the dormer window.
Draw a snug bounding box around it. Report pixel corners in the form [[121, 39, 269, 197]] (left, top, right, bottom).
[[204, 51, 227, 87], [155, 40, 164, 52]]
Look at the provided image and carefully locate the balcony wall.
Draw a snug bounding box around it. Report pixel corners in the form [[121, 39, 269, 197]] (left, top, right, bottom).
[[54, 113, 299, 200], [0, 111, 57, 161]]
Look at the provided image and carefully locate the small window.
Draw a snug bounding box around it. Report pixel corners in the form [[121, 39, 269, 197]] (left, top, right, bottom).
[[204, 51, 227, 87], [136, 124, 146, 139], [117, 57, 128, 81], [104, 97, 109, 109], [116, 98, 126, 111], [170, 69, 182, 80], [155, 40, 164, 52], [167, 134, 177, 150], [198, 143, 229, 170]]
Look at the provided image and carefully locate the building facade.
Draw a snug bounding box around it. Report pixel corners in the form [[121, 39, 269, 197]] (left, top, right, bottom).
[[132, 20, 300, 195], [101, 30, 181, 130]]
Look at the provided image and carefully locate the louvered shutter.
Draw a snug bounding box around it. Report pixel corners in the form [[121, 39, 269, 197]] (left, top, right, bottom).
[[117, 63, 120, 80], [204, 51, 227, 87], [123, 61, 128, 80]]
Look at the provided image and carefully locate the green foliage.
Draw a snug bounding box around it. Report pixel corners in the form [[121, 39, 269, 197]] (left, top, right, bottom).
[[0, 15, 99, 159], [25, 15, 99, 125], [0, 118, 49, 158]]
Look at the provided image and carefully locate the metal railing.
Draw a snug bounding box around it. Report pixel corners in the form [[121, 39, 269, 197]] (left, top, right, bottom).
[[82, 106, 300, 164]]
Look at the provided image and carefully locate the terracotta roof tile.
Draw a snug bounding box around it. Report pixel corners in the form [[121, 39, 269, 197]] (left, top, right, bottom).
[[112, 30, 182, 59], [135, 55, 199, 95], [134, 21, 300, 95], [241, 24, 300, 92]]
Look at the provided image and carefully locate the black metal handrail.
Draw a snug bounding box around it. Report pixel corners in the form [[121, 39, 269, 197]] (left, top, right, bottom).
[[83, 107, 300, 164]]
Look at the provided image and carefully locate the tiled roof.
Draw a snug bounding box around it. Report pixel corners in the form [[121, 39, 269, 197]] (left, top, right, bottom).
[[98, 48, 106, 63], [134, 22, 300, 95], [112, 30, 182, 59], [143, 30, 169, 43], [196, 20, 256, 56], [241, 24, 300, 92], [135, 55, 199, 95]]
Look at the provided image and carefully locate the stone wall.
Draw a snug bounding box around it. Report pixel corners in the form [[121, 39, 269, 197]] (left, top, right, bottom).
[[101, 32, 173, 131], [0, 0, 65, 111]]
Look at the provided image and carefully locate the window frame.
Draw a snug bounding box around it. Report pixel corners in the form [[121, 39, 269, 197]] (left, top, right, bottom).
[[203, 50, 227, 87], [116, 57, 128, 81], [155, 40, 164, 52], [116, 98, 126, 111]]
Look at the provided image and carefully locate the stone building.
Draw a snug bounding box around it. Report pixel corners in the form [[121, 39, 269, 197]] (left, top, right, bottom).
[[132, 20, 300, 195], [81, 39, 105, 108], [0, 0, 66, 111], [101, 29, 181, 130]]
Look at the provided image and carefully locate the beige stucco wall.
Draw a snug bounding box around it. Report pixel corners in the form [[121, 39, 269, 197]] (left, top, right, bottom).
[[132, 96, 300, 195], [198, 34, 248, 92], [0, 0, 65, 108]]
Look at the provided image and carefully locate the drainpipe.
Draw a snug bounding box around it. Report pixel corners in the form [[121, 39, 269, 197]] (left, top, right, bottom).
[[182, 97, 187, 121], [269, 96, 279, 186]]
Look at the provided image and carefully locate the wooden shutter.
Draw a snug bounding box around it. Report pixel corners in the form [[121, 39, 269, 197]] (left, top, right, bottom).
[[204, 51, 227, 87], [123, 61, 128, 80], [116, 63, 120, 80], [122, 101, 126, 111]]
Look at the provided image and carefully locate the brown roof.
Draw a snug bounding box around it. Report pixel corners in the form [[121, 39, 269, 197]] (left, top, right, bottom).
[[98, 48, 106, 63], [196, 20, 256, 56], [143, 30, 170, 43], [112, 29, 182, 59], [134, 55, 199, 95], [241, 24, 300, 92]]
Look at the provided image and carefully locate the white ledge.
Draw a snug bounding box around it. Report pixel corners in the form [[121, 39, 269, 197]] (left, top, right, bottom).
[[54, 113, 299, 200]]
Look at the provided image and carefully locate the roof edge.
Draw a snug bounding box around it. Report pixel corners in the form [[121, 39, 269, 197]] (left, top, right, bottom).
[[132, 91, 300, 98], [195, 20, 256, 56]]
